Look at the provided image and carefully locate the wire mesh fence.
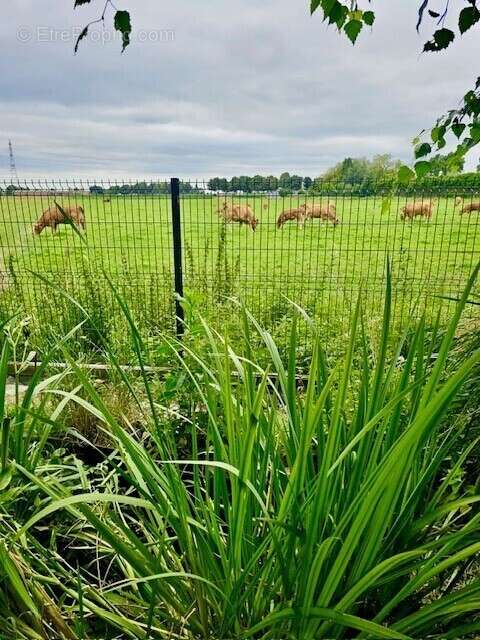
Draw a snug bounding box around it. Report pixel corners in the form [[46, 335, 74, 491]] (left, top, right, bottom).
[[0, 178, 479, 360]]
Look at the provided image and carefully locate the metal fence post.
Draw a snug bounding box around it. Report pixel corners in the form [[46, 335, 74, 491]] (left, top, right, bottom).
[[170, 178, 185, 338]]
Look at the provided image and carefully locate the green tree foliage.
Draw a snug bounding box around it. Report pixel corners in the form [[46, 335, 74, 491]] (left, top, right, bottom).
[[425, 152, 465, 176], [86, 181, 199, 195], [208, 174, 302, 193], [303, 176, 313, 190], [290, 174, 304, 190], [321, 154, 401, 183], [205, 153, 476, 194], [279, 172, 292, 189]]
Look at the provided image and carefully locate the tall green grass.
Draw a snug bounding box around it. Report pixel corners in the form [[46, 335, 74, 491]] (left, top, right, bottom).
[[0, 264, 479, 638]]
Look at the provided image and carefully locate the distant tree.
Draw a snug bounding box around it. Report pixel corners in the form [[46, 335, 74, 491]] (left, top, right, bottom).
[[425, 153, 465, 176], [180, 181, 193, 194], [208, 178, 218, 191], [323, 158, 367, 183], [251, 175, 263, 191], [265, 176, 279, 191], [89, 185, 105, 195], [321, 155, 403, 184], [278, 188, 292, 197], [369, 154, 402, 181], [303, 177, 313, 190], [238, 176, 252, 192], [279, 172, 291, 190], [135, 182, 148, 194], [290, 175, 303, 191]]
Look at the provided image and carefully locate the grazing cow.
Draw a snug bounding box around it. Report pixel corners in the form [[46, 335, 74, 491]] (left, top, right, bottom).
[[217, 201, 258, 231], [276, 206, 308, 229], [104, 197, 111, 203], [305, 201, 339, 226], [400, 200, 433, 221], [454, 197, 480, 214], [33, 202, 86, 235]]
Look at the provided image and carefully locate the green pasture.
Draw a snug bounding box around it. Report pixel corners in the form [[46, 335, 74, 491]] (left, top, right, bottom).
[[0, 193, 479, 354]]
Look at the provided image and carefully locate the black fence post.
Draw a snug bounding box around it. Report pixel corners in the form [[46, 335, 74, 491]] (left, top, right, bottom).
[[170, 178, 185, 338]]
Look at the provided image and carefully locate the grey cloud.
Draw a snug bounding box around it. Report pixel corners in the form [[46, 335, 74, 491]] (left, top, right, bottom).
[[1, 0, 478, 178]]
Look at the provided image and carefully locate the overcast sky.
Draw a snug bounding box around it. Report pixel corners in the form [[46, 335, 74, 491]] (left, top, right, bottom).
[[1, 0, 478, 180]]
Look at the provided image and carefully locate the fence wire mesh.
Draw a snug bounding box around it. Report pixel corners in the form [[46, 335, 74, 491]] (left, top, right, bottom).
[[1, 178, 479, 360]]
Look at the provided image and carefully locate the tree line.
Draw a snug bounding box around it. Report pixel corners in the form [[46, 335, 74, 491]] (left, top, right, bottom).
[[89, 181, 201, 195], [207, 174, 311, 194], [2, 153, 479, 198], [207, 154, 479, 195]]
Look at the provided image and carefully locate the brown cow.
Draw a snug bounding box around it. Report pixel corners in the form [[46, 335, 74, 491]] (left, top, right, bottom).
[[276, 206, 308, 229], [33, 202, 86, 235], [217, 201, 258, 231], [454, 197, 480, 214], [305, 201, 339, 226], [400, 200, 433, 221]]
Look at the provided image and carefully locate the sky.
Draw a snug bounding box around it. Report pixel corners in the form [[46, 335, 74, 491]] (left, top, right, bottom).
[[1, 0, 479, 180]]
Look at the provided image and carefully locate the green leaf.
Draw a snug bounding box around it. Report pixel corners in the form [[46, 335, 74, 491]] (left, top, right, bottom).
[[363, 11, 375, 26], [423, 28, 455, 52], [430, 125, 445, 143], [74, 0, 92, 6], [414, 143, 431, 159], [17, 493, 155, 537], [311, 0, 321, 14], [470, 122, 480, 143], [244, 607, 412, 639], [321, 0, 338, 17], [414, 160, 431, 178], [74, 25, 89, 54], [344, 19, 362, 44], [464, 92, 480, 116], [328, 1, 348, 28], [459, 6, 480, 35], [397, 165, 415, 184], [437, 137, 446, 149], [0, 543, 40, 617], [114, 10, 132, 52], [452, 123, 466, 139], [0, 465, 13, 491]]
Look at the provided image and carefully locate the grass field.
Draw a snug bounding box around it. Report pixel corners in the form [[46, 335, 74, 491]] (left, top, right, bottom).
[[1, 192, 479, 357]]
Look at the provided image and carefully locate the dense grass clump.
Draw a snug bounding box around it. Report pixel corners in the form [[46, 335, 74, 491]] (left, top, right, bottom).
[[0, 266, 479, 639]]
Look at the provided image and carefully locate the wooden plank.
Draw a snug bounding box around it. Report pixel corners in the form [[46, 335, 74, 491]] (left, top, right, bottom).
[[7, 360, 167, 382]]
